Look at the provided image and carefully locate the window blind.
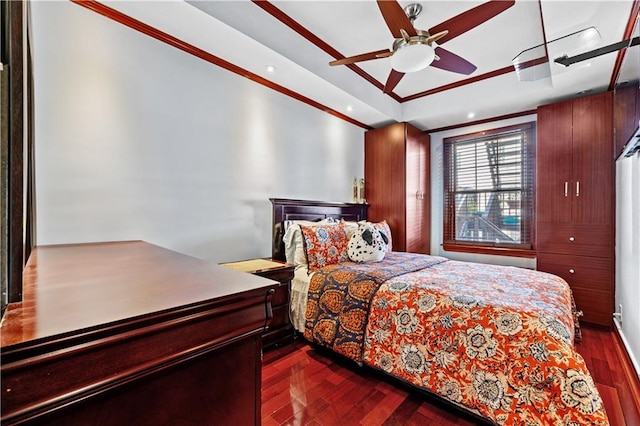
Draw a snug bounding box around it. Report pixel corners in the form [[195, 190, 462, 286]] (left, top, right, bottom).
[[443, 123, 536, 250]]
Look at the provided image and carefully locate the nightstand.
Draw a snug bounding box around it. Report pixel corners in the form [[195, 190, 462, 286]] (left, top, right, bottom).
[[221, 258, 295, 349]]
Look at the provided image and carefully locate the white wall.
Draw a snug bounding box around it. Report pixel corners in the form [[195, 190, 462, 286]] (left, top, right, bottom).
[[30, 2, 364, 263], [615, 152, 640, 376], [429, 114, 537, 269]]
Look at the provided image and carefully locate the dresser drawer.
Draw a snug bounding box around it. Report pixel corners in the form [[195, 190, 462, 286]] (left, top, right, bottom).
[[270, 304, 290, 329], [537, 252, 613, 292], [537, 252, 613, 327], [270, 282, 290, 307], [571, 287, 613, 327], [537, 223, 611, 257], [220, 259, 295, 349]]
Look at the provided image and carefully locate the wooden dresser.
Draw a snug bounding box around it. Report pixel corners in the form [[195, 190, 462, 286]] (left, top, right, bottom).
[[0, 241, 278, 425], [536, 91, 615, 327]]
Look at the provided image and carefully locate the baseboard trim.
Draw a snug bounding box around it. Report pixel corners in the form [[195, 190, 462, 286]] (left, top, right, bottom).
[[612, 318, 640, 409]]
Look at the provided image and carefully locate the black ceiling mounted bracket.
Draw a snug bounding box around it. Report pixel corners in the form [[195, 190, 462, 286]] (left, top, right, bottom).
[[554, 37, 640, 67]]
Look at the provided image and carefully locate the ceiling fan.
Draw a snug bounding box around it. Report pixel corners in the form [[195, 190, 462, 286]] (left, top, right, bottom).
[[329, 0, 516, 93]]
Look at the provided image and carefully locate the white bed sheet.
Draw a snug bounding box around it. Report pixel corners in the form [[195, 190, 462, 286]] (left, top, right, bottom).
[[290, 266, 313, 332]]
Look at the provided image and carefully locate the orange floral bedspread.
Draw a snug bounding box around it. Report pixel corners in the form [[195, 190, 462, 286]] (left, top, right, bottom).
[[306, 254, 609, 425]]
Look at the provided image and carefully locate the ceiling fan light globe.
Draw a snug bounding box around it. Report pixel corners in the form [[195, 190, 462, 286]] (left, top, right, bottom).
[[391, 43, 435, 73]]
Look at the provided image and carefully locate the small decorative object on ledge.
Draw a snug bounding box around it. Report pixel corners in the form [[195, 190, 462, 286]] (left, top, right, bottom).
[[359, 178, 366, 204], [352, 177, 359, 203]]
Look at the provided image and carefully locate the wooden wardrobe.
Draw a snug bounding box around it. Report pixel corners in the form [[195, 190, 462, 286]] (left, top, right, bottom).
[[536, 91, 615, 327], [365, 122, 430, 254]]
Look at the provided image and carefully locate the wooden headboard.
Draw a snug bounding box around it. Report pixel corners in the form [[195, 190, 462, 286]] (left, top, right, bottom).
[[270, 198, 369, 261]]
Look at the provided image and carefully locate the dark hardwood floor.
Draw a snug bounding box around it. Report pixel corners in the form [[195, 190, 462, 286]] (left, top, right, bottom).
[[262, 327, 640, 425]]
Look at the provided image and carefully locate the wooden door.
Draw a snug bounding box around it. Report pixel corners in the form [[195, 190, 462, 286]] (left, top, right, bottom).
[[614, 84, 640, 158], [536, 100, 573, 224], [365, 123, 407, 251], [405, 124, 430, 254], [571, 91, 613, 225]]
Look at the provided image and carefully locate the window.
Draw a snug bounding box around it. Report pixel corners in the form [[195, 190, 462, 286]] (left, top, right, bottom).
[[443, 123, 536, 255]]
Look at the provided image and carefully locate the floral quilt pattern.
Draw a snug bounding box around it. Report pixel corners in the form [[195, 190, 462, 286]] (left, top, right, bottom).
[[304, 252, 446, 361], [362, 259, 608, 425], [303, 252, 608, 425]]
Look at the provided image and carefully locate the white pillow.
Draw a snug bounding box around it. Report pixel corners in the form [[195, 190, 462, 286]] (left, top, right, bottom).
[[359, 219, 392, 252], [282, 218, 336, 266], [348, 222, 387, 263], [342, 220, 360, 238]]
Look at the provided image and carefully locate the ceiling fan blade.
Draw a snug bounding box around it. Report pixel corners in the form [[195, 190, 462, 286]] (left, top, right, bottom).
[[431, 47, 477, 75], [384, 69, 405, 93], [329, 49, 392, 66], [377, 1, 417, 39], [426, 30, 449, 45], [429, 0, 515, 45]]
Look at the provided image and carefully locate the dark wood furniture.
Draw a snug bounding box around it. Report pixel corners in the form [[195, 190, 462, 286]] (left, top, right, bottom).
[[536, 91, 615, 327], [614, 83, 640, 158], [222, 258, 295, 349], [0, 241, 278, 426], [270, 198, 369, 262], [364, 122, 431, 253]]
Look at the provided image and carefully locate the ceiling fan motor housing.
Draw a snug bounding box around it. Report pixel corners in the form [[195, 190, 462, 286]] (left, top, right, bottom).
[[392, 29, 434, 51], [391, 29, 436, 73]]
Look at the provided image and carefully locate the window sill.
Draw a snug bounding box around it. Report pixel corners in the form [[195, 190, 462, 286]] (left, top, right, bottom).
[[442, 243, 536, 258]]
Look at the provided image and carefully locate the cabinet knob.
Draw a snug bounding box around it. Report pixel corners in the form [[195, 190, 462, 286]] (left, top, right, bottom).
[[569, 236, 575, 242], [569, 269, 575, 274]]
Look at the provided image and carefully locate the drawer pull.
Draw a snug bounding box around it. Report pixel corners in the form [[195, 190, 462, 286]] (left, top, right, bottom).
[[569, 236, 575, 242], [569, 269, 575, 274], [564, 182, 568, 197]]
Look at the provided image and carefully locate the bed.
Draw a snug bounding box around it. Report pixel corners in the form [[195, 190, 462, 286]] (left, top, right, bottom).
[[269, 198, 609, 426]]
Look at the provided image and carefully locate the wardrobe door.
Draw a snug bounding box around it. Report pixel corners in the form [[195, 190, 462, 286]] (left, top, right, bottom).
[[571, 91, 614, 226], [536, 100, 573, 224], [365, 123, 407, 251], [365, 122, 431, 254], [405, 125, 430, 254], [613, 84, 640, 158]]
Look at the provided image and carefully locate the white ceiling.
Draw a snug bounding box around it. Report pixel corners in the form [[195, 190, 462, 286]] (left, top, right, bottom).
[[105, 1, 638, 131]]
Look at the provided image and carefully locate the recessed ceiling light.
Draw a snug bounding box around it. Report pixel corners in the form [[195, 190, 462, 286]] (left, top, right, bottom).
[[346, 105, 354, 112], [467, 112, 475, 119], [265, 64, 277, 73]]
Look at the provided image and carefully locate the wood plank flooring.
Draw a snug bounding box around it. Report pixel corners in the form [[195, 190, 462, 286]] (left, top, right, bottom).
[[262, 327, 640, 425]]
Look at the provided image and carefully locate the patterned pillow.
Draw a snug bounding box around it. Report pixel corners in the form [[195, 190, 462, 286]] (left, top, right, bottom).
[[282, 219, 336, 266], [300, 221, 350, 272]]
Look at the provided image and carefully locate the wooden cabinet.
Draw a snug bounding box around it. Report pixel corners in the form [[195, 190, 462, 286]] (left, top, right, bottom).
[[537, 252, 613, 326], [536, 99, 574, 224], [365, 122, 430, 253], [614, 83, 640, 158], [0, 241, 278, 425], [222, 259, 295, 349], [536, 91, 614, 327]]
